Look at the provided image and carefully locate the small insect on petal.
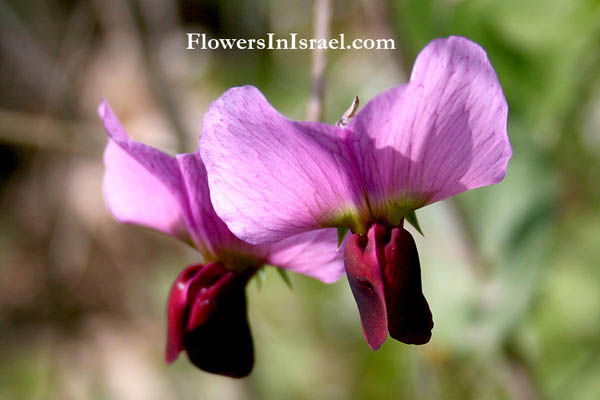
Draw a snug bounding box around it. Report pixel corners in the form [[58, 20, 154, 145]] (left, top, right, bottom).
[[336, 96, 360, 127]]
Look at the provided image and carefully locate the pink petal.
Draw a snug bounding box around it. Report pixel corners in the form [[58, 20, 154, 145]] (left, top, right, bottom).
[[175, 153, 251, 258], [267, 228, 345, 284], [348, 36, 511, 211], [200, 86, 365, 245], [100, 101, 191, 241], [100, 101, 252, 257]]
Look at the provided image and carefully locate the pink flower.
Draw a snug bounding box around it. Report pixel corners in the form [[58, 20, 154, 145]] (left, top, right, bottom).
[[199, 36, 512, 350], [99, 101, 344, 377]]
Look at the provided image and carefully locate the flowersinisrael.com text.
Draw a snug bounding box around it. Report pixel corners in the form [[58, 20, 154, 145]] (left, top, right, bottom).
[[186, 33, 395, 51]]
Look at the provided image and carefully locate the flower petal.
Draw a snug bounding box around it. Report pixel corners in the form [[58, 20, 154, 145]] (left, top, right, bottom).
[[348, 36, 511, 214], [200, 85, 365, 245], [175, 153, 251, 258], [166, 263, 203, 363], [184, 275, 254, 378], [344, 224, 433, 350], [344, 225, 388, 350], [267, 228, 345, 284], [166, 263, 254, 377], [381, 227, 433, 345], [100, 101, 250, 257], [100, 101, 190, 241]]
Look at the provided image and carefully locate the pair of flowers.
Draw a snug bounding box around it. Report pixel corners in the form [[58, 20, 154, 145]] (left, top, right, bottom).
[[100, 36, 511, 378]]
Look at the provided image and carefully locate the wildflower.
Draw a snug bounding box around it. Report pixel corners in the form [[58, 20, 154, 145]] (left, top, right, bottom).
[[99, 101, 344, 377], [199, 36, 511, 349]]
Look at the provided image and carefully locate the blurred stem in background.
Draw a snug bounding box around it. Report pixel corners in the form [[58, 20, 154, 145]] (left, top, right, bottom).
[[127, 0, 189, 153], [307, 0, 332, 122]]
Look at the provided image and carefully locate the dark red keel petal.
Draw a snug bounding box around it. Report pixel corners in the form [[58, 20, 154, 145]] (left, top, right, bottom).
[[184, 276, 254, 378], [344, 223, 433, 349], [166, 263, 254, 378], [344, 225, 388, 350], [382, 227, 433, 345], [166, 263, 204, 363]]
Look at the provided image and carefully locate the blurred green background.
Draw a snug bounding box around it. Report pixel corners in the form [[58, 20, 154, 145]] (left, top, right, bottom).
[[1, 0, 600, 399]]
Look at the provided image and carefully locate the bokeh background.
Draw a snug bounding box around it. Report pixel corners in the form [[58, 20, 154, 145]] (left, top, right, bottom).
[[1, 0, 600, 399]]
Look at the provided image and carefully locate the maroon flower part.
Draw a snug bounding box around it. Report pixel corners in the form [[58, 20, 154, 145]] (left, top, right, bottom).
[[345, 224, 432, 350], [166, 263, 254, 377], [99, 102, 344, 377]]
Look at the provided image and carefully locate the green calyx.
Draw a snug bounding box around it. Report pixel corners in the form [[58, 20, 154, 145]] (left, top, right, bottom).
[[405, 210, 424, 236], [324, 196, 426, 236], [337, 227, 349, 248], [322, 207, 369, 235], [254, 265, 293, 290]]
